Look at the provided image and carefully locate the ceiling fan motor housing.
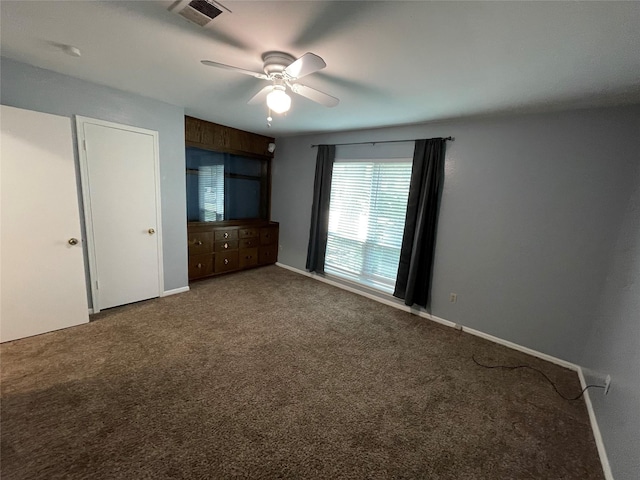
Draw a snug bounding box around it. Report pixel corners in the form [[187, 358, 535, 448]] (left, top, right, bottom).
[[262, 52, 295, 77]]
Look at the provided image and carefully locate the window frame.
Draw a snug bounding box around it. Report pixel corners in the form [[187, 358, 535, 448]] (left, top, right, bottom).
[[324, 157, 413, 293]]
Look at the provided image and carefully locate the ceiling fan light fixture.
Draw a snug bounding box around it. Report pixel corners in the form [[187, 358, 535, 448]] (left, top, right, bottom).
[[266, 87, 291, 114], [201, 51, 338, 117]]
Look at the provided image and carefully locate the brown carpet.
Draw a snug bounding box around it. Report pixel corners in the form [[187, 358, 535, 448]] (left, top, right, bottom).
[[1, 266, 603, 479]]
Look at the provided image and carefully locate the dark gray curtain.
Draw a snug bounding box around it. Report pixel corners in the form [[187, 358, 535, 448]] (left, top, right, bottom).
[[306, 145, 336, 273], [394, 138, 446, 307]]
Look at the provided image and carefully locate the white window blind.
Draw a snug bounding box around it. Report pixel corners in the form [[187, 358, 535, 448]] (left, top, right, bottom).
[[199, 164, 224, 221], [325, 160, 412, 293]]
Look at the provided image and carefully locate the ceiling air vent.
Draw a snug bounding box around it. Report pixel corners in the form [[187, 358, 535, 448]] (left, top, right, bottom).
[[169, 0, 230, 27]]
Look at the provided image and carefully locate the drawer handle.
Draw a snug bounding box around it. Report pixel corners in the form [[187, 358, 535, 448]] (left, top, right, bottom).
[[247, 241, 252, 246], [265, 234, 270, 238], [197, 240, 202, 245], [224, 258, 229, 265], [197, 263, 203, 269], [224, 242, 228, 249], [224, 232, 229, 239], [246, 255, 252, 259]]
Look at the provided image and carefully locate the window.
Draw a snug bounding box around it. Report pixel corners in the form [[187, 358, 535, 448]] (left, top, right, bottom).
[[325, 160, 412, 293]]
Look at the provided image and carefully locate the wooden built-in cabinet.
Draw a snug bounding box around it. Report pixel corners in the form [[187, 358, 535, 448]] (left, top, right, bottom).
[[188, 221, 279, 281], [185, 116, 274, 158], [185, 116, 277, 282]]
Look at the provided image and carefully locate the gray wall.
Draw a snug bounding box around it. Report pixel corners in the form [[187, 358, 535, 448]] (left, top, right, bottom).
[[582, 161, 640, 479], [0, 57, 188, 296], [272, 105, 640, 479]]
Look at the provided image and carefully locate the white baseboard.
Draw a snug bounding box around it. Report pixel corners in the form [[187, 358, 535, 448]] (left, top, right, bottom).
[[457, 324, 579, 371], [88, 286, 190, 314], [275, 262, 611, 478], [578, 369, 614, 480], [162, 286, 190, 297], [86, 287, 189, 316]]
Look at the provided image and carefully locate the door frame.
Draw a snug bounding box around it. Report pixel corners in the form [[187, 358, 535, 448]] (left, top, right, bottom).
[[76, 116, 164, 313]]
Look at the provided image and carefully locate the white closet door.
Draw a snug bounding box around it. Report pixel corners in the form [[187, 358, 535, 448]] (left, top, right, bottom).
[[77, 117, 163, 312], [0, 105, 89, 342]]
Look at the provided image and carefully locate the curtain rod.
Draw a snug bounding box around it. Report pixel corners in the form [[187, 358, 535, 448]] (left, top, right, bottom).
[[310, 137, 453, 148]]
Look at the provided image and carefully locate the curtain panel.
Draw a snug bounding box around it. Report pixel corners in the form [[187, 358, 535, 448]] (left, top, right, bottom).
[[394, 138, 447, 308], [306, 145, 336, 273]]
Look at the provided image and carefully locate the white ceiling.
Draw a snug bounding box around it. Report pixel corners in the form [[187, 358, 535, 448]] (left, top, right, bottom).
[[1, 1, 639, 136]]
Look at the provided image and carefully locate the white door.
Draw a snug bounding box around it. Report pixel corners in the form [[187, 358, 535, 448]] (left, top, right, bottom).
[[77, 117, 163, 312], [0, 105, 89, 342]]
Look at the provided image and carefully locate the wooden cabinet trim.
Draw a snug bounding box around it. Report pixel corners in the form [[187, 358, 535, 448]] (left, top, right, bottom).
[[185, 116, 274, 159]]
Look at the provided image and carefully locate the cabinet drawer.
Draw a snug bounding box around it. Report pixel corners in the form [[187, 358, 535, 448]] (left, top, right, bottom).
[[259, 245, 278, 265], [188, 232, 213, 255], [239, 248, 259, 269], [214, 239, 238, 252], [189, 254, 214, 278], [260, 227, 278, 246], [239, 228, 260, 239], [215, 251, 239, 273], [239, 238, 259, 249], [214, 229, 238, 241]]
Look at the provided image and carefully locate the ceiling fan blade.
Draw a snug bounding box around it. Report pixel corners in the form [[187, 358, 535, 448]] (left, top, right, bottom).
[[291, 84, 339, 108], [201, 60, 268, 80], [284, 52, 326, 79], [247, 85, 274, 105]]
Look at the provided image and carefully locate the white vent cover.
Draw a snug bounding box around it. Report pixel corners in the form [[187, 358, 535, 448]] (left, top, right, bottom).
[[169, 0, 230, 27]]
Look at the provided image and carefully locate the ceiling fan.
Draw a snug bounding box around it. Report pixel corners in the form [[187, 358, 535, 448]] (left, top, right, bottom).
[[201, 51, 339, 116]]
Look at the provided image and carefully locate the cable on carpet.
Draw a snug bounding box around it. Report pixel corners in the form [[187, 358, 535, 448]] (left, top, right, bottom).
[[472, 355, 605, 401]]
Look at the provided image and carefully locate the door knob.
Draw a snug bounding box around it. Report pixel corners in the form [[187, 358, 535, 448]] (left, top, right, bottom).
[[148, 228, 155, 235], [68, 238, 79, 245]]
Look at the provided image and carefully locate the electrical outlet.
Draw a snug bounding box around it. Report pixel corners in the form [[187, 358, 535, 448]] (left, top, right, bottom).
[[604, 375, 611, 395], [449, 293, 457, 303]]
